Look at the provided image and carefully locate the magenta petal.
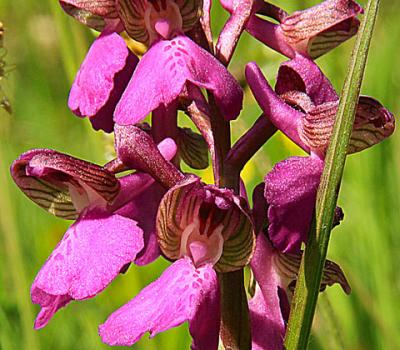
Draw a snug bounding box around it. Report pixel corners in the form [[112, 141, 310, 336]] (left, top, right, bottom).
[[249, 234, 285, 350], [246, 15, 295, 59], [68, 32, 138, 132], [275, 55, 338, 105], [31, 211, 144, 328], [116, 182, 166, 265], [32, 292, 72, 330], [99, 257, 220, 349], [265, 156, 324, 253], [246, 62, 308, 151], [115, 35, 243, 125]]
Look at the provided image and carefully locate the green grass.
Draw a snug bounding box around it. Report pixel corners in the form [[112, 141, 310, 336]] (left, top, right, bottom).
[[0, 0, 399, 349]]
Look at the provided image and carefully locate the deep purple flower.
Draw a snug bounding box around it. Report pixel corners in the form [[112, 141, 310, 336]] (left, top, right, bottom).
[[246, 55, 395, 252], [220, 0, 363, 59], [99, 176, 255, 348], [10, 138, 177, 328]]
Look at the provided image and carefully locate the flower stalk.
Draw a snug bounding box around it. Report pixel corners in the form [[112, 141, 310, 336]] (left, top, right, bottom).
[[284, 1, 381, 348], [207, 89, 252, 349]]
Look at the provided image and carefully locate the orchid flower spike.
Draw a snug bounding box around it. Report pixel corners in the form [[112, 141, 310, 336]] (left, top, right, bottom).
[[10, 138, 178, 328], [99, 175, 255, 348]]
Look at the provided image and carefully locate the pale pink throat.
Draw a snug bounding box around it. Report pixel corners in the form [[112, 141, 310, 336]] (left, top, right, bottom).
[[180, 203, 225, 267], [145, 0, 183, 42]]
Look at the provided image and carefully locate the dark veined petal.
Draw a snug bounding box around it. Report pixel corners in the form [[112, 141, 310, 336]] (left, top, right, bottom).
[[115, 35, 243, 125], [300, 101, 337, 153], [275, 54, 338, 106], [280, 0, 363, 59], [307, 15, 360, 59], [99, 257, 220, 350], [265, 156, 324, 253], [31, 210, 144, 329], [68, 32, 138, 133], [273, 250, 351, 295], [278, 91, 315, 114], [300, 97, 395, 154], [10, 149, 120, 219], [349, 96, 395, 153], [157, 176, 255, 272], [178, 127, 209, 170], [176, 0, 203, 33], [60, 0, 119, 30], [116, 0, 202, 45], [116, 0, 149, 44]]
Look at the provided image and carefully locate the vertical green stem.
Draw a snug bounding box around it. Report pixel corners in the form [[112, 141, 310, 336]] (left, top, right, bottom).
[[284, 1, 381, 349], [207, 93, 251, 350]]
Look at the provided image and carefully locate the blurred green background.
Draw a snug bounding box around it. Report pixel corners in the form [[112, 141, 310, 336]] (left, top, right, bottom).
[[0, 0, 399, 349]]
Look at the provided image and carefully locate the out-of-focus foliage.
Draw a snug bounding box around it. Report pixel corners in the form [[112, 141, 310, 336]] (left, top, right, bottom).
[[0, 0, 399, 349]]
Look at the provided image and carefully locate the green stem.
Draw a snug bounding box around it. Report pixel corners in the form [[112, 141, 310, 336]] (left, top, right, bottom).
[[218, 270, 251, 350], [207, 93, 251, 350], [284, 1, 381, 349]]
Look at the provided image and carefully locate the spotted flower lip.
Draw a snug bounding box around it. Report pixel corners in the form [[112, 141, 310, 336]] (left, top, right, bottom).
[[114, 34, 243, 125], [31, 209, 145, 330], [99, 256, 220, 350], [221, 0, 363, 59], [99, 175, 255, 348], [64, 0, 241, 133]]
